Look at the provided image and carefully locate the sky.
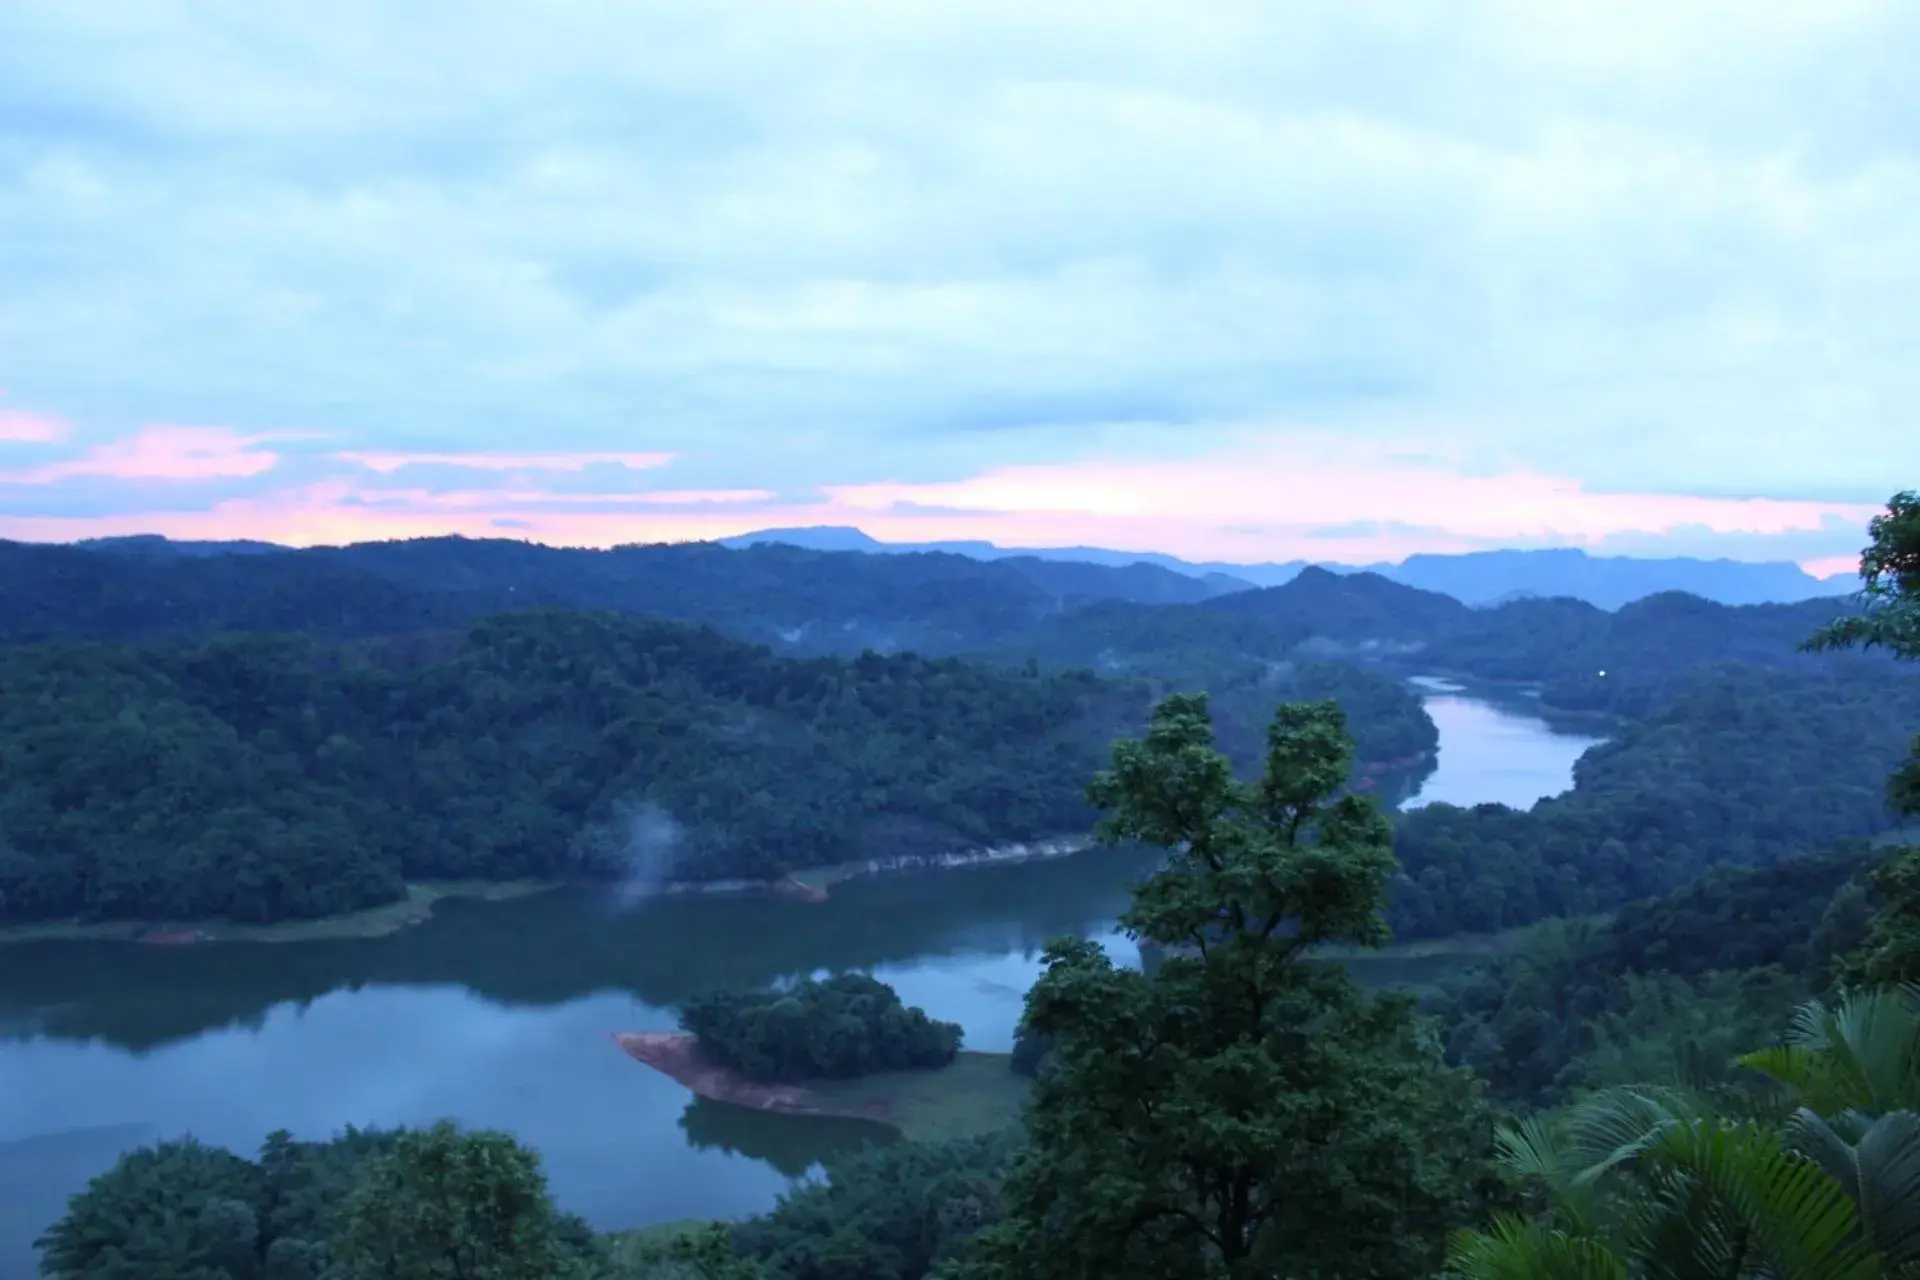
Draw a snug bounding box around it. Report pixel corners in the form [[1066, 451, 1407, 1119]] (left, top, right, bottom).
[[0, 1, 1914, 575]]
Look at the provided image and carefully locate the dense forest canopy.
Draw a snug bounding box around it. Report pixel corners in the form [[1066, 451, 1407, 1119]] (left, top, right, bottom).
[[35, 1123, 603, 1280], [0, 611, 1145, 924], [971, 601, 1436, 767], [0, 533, 1869, 682], [2, 528, 1912, 945], [679, 973, 964, 1083], [0, 536, 1217, 655], [1429, 842, 1877, 1105], [1386, 661, 1920, 938]]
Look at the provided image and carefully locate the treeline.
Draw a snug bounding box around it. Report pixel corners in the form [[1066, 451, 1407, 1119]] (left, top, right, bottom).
[[972, 598, 1436, 767], [1385, 662, 1920, 938], [35, 1122, 607, 1280], [0, 536, 1221, 656], [1430, 842, 1876, 1105], [0, 611, 1143, 925], [38, 1117, 1016, 1280], [4, 534, 1873, 689], [680, 973, 963, 1082]]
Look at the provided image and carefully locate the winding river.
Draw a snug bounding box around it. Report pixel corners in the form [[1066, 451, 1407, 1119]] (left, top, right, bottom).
[[0, 681, 1605, 1270]]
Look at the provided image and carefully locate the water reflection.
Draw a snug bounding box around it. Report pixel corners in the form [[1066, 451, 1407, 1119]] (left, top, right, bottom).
[[680, 1098, 898, 1179]]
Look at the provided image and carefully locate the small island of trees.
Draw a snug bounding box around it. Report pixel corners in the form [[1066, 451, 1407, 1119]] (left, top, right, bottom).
[[679, 972, 964, 1083]]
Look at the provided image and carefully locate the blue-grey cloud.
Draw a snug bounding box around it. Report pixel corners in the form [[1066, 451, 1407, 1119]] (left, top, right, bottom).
[[0, 0, 1913, 557]]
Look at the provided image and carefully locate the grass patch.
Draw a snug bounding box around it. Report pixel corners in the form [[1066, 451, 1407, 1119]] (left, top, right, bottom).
[[803, 1051, 1031, 1143], [1316, 931, 1521, 962], [0, 880, 562, 946], [608, 1218, 716, 1246]]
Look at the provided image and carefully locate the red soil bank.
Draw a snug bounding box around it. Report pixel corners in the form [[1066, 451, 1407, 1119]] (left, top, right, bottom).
[[612, 1032, 825, 1113]]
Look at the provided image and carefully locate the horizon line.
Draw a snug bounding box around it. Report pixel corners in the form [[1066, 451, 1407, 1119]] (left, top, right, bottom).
[[19, 525, 1862, 582]]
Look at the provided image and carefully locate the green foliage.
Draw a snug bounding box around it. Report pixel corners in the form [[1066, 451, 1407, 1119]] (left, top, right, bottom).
[[0, 612, 1143, 924], [1449, 1087, 1880, 1280], [1845, 848, 1920, 988], [0, 536, 1216, 656], [975, 598, 1438, 770], [1457, 985, 1920, 1279], [1736, 988, 1920, 1273], [1390, 664, 1920, 938], [35, 1124, 597, 1280], [1201, 565, 1471, 641], [948, 695, 1499, 1279], [1005, 1020, 1052, 1079], [602, 1225, 766, 1280], [328, 1121, 585, 1280], [1429, 589, 1859, 685], [1805, 491, 1920, 668], [679, 973, 963, 1083], [1805, 493, 1920, 993], [36, 1138, 268, 1280], [732, 1135, 1016, 1280], [1433, 847, 1873, 1105]]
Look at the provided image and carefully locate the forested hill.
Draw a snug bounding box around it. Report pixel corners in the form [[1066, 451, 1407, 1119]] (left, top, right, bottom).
[[1201, 565, 1859, 682], [0, 611, 1148, 926], [1200, 565, 1473, 641], [2, 538, 1862, 684], [1388, 662, 1920, 938], [0, 536, 1219, 654], [1424, 590, 1859, 685]]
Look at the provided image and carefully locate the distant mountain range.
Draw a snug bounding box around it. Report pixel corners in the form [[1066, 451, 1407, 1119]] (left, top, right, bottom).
[[718, 526, 1854, 610]]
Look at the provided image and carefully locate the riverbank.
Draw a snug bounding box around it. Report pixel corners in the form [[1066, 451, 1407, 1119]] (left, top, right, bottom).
[[0, 879, 562, 946], [613, 1033, 1030, 1142], [0, 834, 1110, 946], [784, 835, 1096, 894]]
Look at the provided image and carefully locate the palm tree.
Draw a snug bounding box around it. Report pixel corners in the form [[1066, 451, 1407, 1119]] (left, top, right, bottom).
[[1737, 985, 1920, 1274], [1446, 1085, 1879, 1278]]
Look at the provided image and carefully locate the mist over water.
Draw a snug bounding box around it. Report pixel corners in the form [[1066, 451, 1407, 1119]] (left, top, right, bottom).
[[579, 799, 690, 904]]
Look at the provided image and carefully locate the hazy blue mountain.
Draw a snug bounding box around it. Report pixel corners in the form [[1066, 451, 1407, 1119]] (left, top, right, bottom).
[[720, 526, 1285, 589], [1359, 548, 1853, 610], [724, 525, 1852, 607]]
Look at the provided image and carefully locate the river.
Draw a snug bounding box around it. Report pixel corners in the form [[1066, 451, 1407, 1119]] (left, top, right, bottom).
[[0, 681, 1605, 1270]]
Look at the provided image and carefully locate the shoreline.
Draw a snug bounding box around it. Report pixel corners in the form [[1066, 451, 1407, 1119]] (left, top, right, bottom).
[[0, 879, 563, 947], [0, 834, 1107, 947], [611, 1032, 1027, 1140], [611, 1031, 830, 1116]]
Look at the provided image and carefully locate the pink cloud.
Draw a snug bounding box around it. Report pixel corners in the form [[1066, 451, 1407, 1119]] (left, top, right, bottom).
[[1800, 554, 1861, 581], [337, 451, 675, 474], [819, 442, 1880, 560], [635, 489, 778, 505], [0, 409, 69, 444], [0, 426, 306, 485], [0, 437, 1880, 569]]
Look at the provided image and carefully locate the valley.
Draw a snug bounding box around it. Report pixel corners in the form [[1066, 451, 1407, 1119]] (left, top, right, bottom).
[[0, 677, 1590, 1273]]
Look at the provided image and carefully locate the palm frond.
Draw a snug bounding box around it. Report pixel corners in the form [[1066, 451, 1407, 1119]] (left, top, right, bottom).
[[1446, 1215, 1629, 1280], [1743, 989, 1920, 1116], [1643, 1119, 1882, 1280]]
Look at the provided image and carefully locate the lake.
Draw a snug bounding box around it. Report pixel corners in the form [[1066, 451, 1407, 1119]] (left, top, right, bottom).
[[0, 680, 1605, 1270]]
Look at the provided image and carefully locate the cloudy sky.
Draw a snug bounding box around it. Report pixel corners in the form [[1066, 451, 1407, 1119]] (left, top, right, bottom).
[[0, 1, 1912, 572]]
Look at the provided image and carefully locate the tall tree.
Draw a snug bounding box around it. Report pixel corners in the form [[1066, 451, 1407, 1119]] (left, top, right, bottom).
[[327, 1121, 584, 1280], [946, 695, 1498, 1280], [1810, 492, 1920, 985]]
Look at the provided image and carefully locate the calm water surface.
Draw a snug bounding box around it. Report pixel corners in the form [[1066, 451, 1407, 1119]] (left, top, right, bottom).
[[1400, 676, 1607, 811], [0, 682, 1600, 1271]]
